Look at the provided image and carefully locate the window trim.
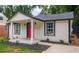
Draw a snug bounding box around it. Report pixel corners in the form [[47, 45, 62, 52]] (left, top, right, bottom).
[[44, 21, 55, 36], [5, 25, 8, 32], [14, 23, 20, 35]]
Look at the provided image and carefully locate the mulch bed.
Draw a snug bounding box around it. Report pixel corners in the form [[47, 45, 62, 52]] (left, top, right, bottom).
[[41, 40, 69, 45], [0, 42, 50, 52]]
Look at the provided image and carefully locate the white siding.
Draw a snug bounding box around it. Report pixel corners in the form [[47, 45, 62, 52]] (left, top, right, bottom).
[[9, 18, 73, 44], [10, 12, 32, 22], [34, 20, 71, 43], [9, 22, 27, 39], [21, 23, 27, 38], [0, 14, 8, 25]]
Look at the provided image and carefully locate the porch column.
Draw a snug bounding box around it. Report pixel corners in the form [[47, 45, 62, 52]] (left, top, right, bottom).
[[31, 20, 34, 43], [10, 22, 13, 40]]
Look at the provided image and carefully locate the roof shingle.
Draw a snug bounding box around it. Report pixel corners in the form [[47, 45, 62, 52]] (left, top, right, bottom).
[[35, 12, 74, 21]]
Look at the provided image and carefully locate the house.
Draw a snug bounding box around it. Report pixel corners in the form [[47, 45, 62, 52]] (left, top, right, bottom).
[[0, 13, 8, 37], [8, 12, 74, 45]]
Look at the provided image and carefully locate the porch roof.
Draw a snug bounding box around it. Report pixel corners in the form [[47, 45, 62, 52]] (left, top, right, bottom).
[[9, 12, 33, 22]]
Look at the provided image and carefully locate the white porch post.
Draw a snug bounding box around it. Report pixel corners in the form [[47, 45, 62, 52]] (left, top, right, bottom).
[[31, 20, 34, 43], [10, 22, 13, 40]]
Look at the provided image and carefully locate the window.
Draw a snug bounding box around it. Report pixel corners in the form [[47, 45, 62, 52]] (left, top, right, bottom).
[[0, 17, 3, 20], [5, 25, 8, 32], [14, 23, 20, 35], [45, 21, 55, 36]]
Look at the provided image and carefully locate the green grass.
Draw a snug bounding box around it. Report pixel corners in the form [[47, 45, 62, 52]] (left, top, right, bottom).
[[0, 44, 42, 53]]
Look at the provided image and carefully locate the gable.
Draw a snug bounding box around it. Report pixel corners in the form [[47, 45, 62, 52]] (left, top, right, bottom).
[[10, 12, 32, 21], [0, 13, 8, 25]]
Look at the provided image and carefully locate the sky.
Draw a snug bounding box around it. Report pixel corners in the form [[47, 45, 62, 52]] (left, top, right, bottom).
[[31, 6, 42, 16]]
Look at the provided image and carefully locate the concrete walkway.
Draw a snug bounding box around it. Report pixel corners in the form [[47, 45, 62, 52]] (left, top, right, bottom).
[[39, 42, 79, 53]]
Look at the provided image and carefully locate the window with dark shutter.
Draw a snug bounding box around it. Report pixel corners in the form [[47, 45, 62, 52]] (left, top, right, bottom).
[[45, 21, 55, 36]]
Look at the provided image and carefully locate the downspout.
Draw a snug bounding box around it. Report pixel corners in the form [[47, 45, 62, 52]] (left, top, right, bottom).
[[68, 20, 71, 44]]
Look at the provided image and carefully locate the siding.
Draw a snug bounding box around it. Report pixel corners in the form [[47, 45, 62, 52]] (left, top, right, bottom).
[[9, 21, 27, 39], [9, 19, 73, 44], [0, 13, 8, 37], [34, 20, 72, 43], [0, 16, 7, 25]]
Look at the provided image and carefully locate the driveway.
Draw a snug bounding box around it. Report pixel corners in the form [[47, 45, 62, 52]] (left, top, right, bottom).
[[39, 42, 79, 53]]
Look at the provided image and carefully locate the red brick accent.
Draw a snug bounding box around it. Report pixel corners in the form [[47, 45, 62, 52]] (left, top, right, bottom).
[[0, 25, 8, 37]]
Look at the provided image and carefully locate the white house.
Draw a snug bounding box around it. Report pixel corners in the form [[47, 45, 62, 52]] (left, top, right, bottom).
[[0, 13, 8, 36], [8, 12, 74, 45]]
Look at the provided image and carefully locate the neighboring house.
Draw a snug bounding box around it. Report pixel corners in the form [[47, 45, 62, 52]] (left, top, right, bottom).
[[8, 12, 74, 45], [0, 13, 8, 37]]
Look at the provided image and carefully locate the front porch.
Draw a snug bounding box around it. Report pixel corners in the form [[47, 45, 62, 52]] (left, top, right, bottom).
[[9, 39, 40, 45], [9, 12, 42, 45]]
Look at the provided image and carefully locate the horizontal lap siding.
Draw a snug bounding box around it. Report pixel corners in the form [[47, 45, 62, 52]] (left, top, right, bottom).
[[9, 23, 27, 39], [34, 20, 69, 43]]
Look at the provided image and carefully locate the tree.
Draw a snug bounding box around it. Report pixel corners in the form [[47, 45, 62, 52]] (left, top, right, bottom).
[[0, 6, 3, 12], [2, 5, 33, 19], [3, 5, 15, 19]]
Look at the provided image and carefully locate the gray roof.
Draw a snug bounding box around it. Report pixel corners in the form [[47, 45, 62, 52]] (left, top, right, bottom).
[[35, 12, 74, 21]]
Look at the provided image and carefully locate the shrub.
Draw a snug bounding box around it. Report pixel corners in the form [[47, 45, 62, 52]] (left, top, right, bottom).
[[16, 40, 19, 45], [0, 36, 10, 42]]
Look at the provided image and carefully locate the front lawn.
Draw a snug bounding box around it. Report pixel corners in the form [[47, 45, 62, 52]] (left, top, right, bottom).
[[0, 44, 41, 53]]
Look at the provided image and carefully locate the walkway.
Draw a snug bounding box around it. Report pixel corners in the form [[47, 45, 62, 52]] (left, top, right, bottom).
[[39, 42, 79, 53]]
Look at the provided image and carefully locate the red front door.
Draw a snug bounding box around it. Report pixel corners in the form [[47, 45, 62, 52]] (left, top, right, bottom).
[[27, 22, 31, 39]]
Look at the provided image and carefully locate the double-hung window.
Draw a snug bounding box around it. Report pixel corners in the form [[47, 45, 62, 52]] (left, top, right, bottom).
[[45, 21, 55, 36], [14, 23, 20, 35]]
